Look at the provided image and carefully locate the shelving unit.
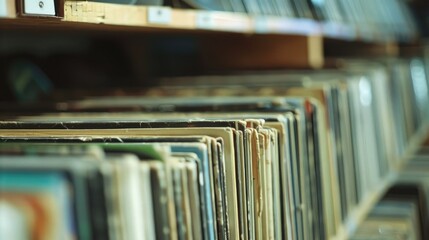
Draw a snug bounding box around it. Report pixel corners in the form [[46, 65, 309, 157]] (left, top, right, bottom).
[[1, 1, 427, 240], [0, 1, 352, 37], [0, 1, 411, 69]]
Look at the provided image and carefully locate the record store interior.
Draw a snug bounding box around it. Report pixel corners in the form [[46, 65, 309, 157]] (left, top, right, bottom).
[[4, 0, 429, 240]]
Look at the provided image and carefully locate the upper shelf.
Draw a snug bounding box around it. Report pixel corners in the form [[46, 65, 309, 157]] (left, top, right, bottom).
[[0, 0, 412, 43], [0, 1, 412, 69]]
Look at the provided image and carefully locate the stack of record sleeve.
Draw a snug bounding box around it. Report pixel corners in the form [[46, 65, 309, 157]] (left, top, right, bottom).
[[1, 57, 429, 240]]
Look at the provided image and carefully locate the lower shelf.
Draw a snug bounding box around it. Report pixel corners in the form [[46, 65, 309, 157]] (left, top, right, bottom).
[[331, 122, 429, 240]]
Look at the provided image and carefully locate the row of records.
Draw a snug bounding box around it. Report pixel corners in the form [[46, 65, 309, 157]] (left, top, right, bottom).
[[1, 57, 429, 239]]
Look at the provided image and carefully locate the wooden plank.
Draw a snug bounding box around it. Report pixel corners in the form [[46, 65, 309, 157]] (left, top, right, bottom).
[[61, 1, 321, 36], [199, 34, 324, 70], [1, 1, 412, 70], [63, 1, 207, 31], [399, 42, 428, 58], [330, 173, 396, 240], [64, 1, 149, 26], [324, 38, 400, 58], [0, 0, 412, 45]]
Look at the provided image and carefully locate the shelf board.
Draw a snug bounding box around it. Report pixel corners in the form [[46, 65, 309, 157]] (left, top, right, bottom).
[[1, 1, 418, 69], [324, 39, 400, 60], [61, 1, 322, 36], [0, 0, 406, 43], [331, 123, 429, 240], [331, 173, 396, 240]]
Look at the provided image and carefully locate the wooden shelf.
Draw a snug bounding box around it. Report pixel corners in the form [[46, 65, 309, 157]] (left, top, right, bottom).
[[0, 1, 317, 35], [1, 1, 420, 69], [331, 174, 396, 240], [0, 1, 411, 42], [324, 39, 400, 59], [62, 1, 319, 36]]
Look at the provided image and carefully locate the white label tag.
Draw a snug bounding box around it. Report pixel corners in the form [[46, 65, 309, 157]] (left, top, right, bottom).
[[254, 16, 268, 33], [195, 12, 214, 29], [147, 7, 171, 25], [196, 11, 251, 32], [24, 0, 56, 16], [0, 0, 7, 17], [255, 17, 321, 35]]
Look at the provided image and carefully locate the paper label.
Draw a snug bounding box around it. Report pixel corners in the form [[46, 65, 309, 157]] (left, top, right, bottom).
[[323, 22, 356, 40], [0, 0, 7, 17], [147, 7, 171, 25], [254, 16, 268, 33], [195, 12, 214, 29], [196, 11, 251, 32], [254, 17, 321, 35], [24, 0, 56, 16]]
